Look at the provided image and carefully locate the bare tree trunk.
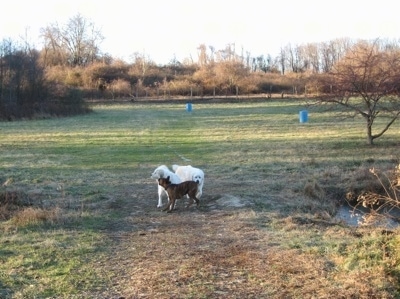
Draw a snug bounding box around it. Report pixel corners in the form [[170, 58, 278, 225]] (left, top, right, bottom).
[[367, 121, 374, 145]]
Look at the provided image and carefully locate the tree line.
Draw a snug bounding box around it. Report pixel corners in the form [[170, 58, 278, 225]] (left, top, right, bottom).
[[1, 14, 400, 145]]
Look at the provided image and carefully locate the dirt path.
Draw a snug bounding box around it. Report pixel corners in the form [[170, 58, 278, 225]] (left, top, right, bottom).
[[97, 180, 271, 298], [80, 166, 395, 299], [87, 178, 345, 299]]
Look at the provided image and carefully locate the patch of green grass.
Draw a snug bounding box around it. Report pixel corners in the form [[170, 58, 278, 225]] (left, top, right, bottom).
[[0, 228, 109, 298]]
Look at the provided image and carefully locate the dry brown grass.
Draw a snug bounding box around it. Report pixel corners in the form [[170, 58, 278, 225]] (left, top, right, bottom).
[[304, 181, 326, 200], [0, 188, 62, 226], [10, 207, 62, 226], [0, 189, 28, 221]]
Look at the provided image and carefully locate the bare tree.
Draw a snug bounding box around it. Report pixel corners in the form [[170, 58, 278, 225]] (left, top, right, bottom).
[[214, 61, 248, 95], [278, 47, 286, 75], [0, 39, 15, 105], [193, 63, 217, 96], [319, 38, 353, 73], [254, 55, 267, 73], [286, 44, 302, 73], [208, 45, 215, 63], [303, 43, 320, 73], [319, 39, 400, 145], [0, 39, 45, 107], [41, 14, 104, 67], [197, 44, 208, 66], [40, 24, 67, 66], [130, 52, 152, 78], [216, 43, 237, 62]]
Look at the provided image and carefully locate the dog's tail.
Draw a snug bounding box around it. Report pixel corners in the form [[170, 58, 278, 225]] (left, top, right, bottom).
[[172, 164, 180, 172]]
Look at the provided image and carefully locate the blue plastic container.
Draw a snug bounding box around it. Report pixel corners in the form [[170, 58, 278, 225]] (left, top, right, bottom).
[[186, 103, 192, 112], [299, 110, 308, 123]]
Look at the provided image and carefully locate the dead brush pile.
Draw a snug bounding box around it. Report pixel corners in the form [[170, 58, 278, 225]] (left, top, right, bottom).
[[345, 164, 400, 224], [0, 186, 60, 226], [0, 188, 28, 221], [300, 177, 342, 219], [299, 163, 400, 225], [302, 180, 338, 218], [345, 167, 389, 204]]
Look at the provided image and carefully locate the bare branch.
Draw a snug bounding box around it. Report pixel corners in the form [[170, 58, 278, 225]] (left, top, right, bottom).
[[316, 39, 400, 144]]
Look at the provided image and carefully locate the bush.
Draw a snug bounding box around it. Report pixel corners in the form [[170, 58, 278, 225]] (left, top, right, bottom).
[[0, 44, 91, 121], [46, 86, 91, 116], [109, 79, 132, 98], [348, 165, 400, 225]]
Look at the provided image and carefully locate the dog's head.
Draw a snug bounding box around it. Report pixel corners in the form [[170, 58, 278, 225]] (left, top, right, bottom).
[[158, 176, 171, 188], [151, 166, 166, 179], [192, 173, 203, 184]]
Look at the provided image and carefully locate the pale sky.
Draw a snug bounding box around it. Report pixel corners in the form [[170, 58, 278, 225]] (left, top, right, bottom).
[[1, 0, 400, 64]]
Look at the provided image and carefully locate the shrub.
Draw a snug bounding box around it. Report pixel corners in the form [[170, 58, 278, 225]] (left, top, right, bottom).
[[0, 187, 62, 226], [109, 79, 132, 98], [349, 165, 400, 224]]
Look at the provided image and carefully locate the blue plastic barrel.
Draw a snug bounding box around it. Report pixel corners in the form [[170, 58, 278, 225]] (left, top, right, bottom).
[[186, 103, 192, 112], [299, 110, 308, 123]]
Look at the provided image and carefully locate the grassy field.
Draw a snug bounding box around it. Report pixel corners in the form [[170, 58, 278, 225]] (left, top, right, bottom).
[[1, 98, 400, 298]]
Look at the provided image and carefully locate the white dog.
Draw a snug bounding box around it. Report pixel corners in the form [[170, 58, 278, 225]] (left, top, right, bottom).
[[172, 164, 204, 199], [151, 165, 181, 208]]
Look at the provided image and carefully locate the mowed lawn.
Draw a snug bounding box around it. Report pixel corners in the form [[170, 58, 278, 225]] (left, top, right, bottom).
[[1, 99, 400, 298]]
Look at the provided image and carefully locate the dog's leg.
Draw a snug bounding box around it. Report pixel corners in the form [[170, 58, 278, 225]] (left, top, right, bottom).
[[157, 187, 172, 208], [186, 197, 194, 208], [157, 185, 164, 208], [157, 196, 163, 208], [171, 198, 177, 211], [186, 187, 199, 209], [186, 197, 200, 209], [166, 199, 175, 212], [195, 184, 202, 199], [163, 200, 171, 212], [164, 197, 175, 212]]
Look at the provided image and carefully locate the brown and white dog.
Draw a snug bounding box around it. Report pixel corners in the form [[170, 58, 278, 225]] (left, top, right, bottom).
[[157, 176, 200, 212], [151, 165, 181, 208], [172, 164, 204, 199]]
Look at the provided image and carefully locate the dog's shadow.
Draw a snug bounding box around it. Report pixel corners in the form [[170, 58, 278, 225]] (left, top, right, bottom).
[[156, 192, 255, 214]]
